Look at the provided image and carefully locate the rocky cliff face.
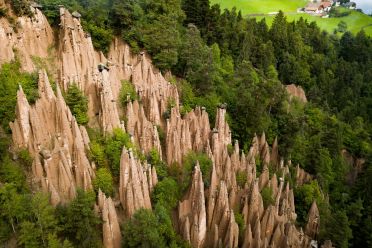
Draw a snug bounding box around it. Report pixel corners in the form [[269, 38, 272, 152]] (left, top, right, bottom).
[[98, 190, 121, 248], [0, 4, 54, 72], [3, 6, 327, 248], [10, 70, 95, 205]]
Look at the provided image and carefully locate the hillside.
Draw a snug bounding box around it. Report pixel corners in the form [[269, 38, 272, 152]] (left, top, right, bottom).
[[211, 0, 372, 35], [0, 0, 372, 248], [211, 0, 307, 14]]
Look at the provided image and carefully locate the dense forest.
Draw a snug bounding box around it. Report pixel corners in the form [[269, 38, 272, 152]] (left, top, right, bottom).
[[1, 0, 372, 247]]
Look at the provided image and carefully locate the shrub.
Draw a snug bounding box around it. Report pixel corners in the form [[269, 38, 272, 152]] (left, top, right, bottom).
[[0, 61, 38, 132], [17, 149, 33, 168], [56, 190, 101, 248], [227, 144, 234, 156], [183, 152, 213, 189], [119, 80, 137, 107], [151, 178, 180, 210], [65, 84, 89, 125], [255, 156, 263, 177], [82, 22, 113, 55], [89, 142, 107, 168], [122, 208, 164, 248], [93, 168, 114, 196], [294, 180, 324, 225], [105, 128, 132, 176], [234, 212, 246, 241], [236, 171, 247, 188], [122, 205, 188, 248], [7, 0, 33, 17], [0, 7, 7, 17], [147, 149, 168, 180], [0, 156, 28, 191], [156, 126, 165, 148], [261, 187, 275, 208]]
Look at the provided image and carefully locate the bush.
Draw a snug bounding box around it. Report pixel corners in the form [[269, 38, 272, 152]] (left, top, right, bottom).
[[105, 128, 132, 176], [261, 187, 274, 208], [82, 22, 113, 55], [56, 190, 101, 248], [7, 0, 33, 17], [65, 84, 89, 125], [236, 171, 247, 188], [17, 149, 33, 168], [147, 149, 168, 180], [0, 7, 7, 17], [122, 205, 189, 248], [294, 181, 324, 225], [93, 168, 114, 196], [234, 212, 245, 241], [122, 208, 165, 248], [89, 142, 107, 168], [119, 80, 137, 107], [151, 178, 180, 210], [0, 156, 28, 191], [0, 61, 38, 133], [182, 152, 213, 190], [227, 144, 234, 156]]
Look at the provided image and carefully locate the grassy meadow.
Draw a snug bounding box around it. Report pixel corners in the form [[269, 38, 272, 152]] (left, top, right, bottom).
[[211, 0, 372, 35], [211, 0, 307, 14]]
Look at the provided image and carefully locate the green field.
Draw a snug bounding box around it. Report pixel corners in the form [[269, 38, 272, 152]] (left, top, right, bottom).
[[211, 0, 307, 14], [211, 0, 372, 36]]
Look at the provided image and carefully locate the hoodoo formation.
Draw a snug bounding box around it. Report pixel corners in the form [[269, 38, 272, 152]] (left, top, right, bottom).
[[3, 1, 370, 247]]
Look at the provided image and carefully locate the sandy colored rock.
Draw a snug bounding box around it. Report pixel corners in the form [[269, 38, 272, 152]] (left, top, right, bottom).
[[179, 163, 207, 247], [0, 6, 54, 72], [98, 190, 121, 248], [286, 84, 307, 103], [305, 201, 320, 239], [119, 147, 154, 217], [10, 70, 94, 205]]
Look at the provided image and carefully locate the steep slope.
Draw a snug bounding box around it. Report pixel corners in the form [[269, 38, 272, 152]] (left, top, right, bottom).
[[1, 5, 327, 248]]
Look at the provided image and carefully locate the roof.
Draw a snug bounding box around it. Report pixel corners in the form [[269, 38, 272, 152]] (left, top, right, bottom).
[[305, 3, 323, 11], [321, 2, 332, 8]]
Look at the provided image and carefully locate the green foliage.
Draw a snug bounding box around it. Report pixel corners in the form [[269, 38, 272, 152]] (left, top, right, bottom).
[[261, 187, 274, 208], [122, 205, 188, 248], [234, 212, 245, 241], [18, 149, 33, 168], [294, 181, 324, 225], [255, 156, 263, 176], [93, 167, 114, 196], [236, 171, 247, 188], [0, 61, 38, 132], [337, 21, 348, 33], [56, 190, 101, 248], [119, 80, 137, 107], [0, 7, 7, 17], [89, 141, 107, 168], [105, 128, 132, 176], [151, 178, 180, 211], [0, 156, 28, 191], [147, 149, 168, 180], [183, 151, 213, 189], [111, 0, 185, 70], [7, 0, 33, 17], [0, 183, 29, 235], [82, 21, 113, 54], [65, 84, 89, 125], [19, 193, 58, 248], [320, 210, 352, 248], [227, 144, 234, 156]]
